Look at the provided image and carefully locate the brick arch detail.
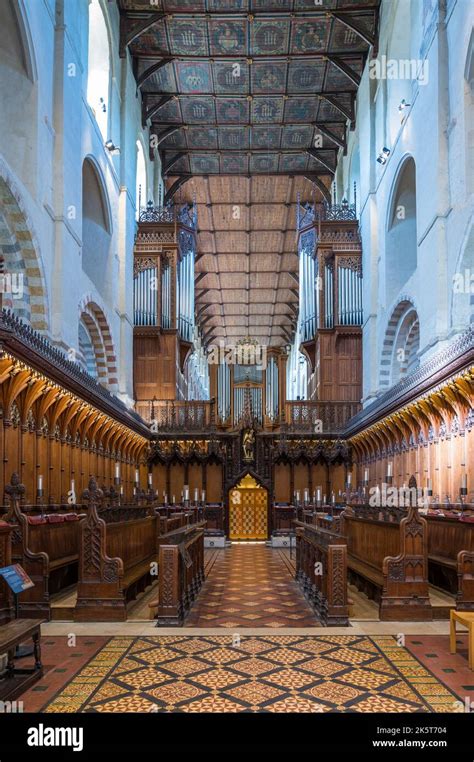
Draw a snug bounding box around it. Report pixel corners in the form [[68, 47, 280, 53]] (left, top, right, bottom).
[[0, 156, 49, 331], [379, 298, 419, 389], [78, 295, 118, 391]]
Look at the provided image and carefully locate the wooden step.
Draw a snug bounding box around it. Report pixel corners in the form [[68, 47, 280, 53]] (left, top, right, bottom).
[[429, 585, 456, 620], [50, 585, 77, 621]]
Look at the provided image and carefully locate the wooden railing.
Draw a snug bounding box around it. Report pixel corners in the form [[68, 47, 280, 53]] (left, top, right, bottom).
[[137, 399, 213, 430], [285, 400, 361, 433], [156, 522, 205, 626], [139, 398, 361, 434], [295, 520, 349, 625]]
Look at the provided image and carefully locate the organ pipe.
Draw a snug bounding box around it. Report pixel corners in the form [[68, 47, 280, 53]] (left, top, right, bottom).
[[133, 266, 158, 326], [265, 356, 279, 421], [336, 264, 363, 326]]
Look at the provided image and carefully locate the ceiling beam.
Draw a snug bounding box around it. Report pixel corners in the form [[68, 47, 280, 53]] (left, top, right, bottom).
[[303, 174, 332, 204], [307, 148, 336, 174], [326, 56, 361, 87], [331, 12, 376, 48], [152, 125, 182, 147], [119, 13, 165, 58], [136, 58, 173, 91], [143, 95, 174, 126], [163, 152, 186, 175], [163, 174, 191, 205], [196, 303, 212, 320], [319, 93, 354, 123], [194, 272, 207, 287], [199, 314, 214, 329], [316, 123, 346, 151]]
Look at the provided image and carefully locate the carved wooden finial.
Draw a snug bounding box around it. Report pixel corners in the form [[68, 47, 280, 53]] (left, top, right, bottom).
[[5, 472, 26, 505], [82, 477, 103, 509]]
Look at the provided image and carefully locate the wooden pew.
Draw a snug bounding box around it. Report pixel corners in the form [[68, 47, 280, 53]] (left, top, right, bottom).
[[4, 498, 83, 621], [75, 480, 159, 622], [425, 514, 474, 597], [159, 513, 188, 534], [0, 478, 45, 700], [457, 550, 474, 611], [295, 520, 349, 625], [156, 522, 205, 626], [341, 506, 432, 621]]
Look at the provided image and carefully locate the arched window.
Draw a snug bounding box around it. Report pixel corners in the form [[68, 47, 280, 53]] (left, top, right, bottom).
[[385, 158, 417, 305], [136, 140, 147, 219], [87, 0, 110, 140], [81, 158, 111, 296]]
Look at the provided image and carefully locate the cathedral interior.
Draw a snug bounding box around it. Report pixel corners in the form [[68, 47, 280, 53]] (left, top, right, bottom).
[[0, 0, 473, 749]]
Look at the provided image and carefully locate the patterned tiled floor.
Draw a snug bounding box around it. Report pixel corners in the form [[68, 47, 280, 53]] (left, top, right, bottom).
[[405, 635, 474, 707], [19, 637, 109, 712], [42, 635, 463, 713], [185, 544, 319, 627]]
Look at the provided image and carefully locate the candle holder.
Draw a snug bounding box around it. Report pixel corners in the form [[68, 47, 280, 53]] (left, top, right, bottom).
[[36, 488, 44, 515]]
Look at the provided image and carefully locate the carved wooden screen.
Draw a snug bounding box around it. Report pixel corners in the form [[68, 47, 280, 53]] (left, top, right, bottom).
[[229, 474, 268, 541]]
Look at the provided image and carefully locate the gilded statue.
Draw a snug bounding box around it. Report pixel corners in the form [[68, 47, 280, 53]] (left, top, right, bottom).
[[242, 428, 255, 460]]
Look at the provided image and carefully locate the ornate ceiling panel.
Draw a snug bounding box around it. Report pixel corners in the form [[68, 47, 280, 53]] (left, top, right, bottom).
[[119, 0, 379, 346], [119, 0, 379, 182]]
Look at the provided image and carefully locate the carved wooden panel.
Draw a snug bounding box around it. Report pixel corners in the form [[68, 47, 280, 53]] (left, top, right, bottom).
[[229, 475, 268, 540]]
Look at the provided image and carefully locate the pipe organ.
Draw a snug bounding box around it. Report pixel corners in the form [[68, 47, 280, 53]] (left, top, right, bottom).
[[295, 200, 363, 404], [233, 386, 263, 426], [212, 350, 284, 429], [177, 229, 195, 343], [161, 257, 171, 329], [265, 355, 279, 422], [133, 203, 198, 404], [299, 228, 317, 342], [133, 263, 158, 327], [217, 360, 231, 423], [324, 262, 334, 329], [337, 262, 363, 326]]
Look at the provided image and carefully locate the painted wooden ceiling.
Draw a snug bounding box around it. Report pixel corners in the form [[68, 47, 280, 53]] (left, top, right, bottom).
[[119, 0, 379, 346], [172, 174, 319, 346]]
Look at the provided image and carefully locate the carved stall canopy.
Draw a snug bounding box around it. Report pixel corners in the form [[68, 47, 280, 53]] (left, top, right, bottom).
[[0, 312, 150, 502]]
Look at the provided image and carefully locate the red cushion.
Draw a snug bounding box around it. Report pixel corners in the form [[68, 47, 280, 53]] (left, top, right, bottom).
[[46, 514, 65, 523], [27, 515, 47, 525]]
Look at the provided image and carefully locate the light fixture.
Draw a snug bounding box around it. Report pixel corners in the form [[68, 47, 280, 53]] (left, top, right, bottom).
[[376, 147, 390, 165], [105, 140, 120, 155], [398, 99, 411, 113]]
